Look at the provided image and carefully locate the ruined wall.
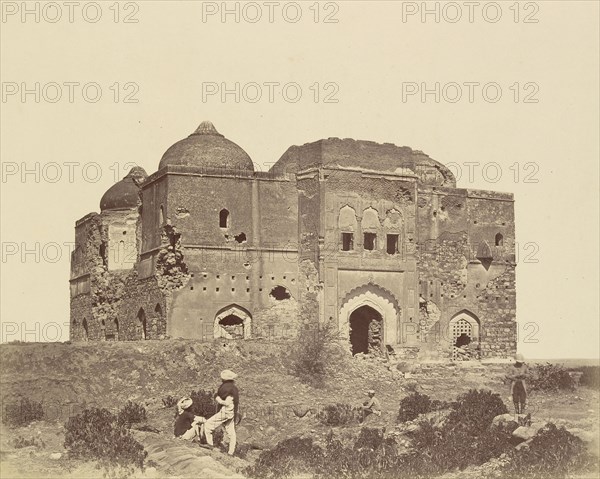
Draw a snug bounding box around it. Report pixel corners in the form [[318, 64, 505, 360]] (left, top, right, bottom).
[[70, 204, 167, 341], [296, 171, 322, 328], [415, 187, 516, 360], [165, 173, 254, 246], [162, 173, 300, 340], [140, 172, 168, 253]]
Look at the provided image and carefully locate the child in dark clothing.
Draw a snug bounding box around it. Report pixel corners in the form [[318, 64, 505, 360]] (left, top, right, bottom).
[[173, 397, 206, 440]]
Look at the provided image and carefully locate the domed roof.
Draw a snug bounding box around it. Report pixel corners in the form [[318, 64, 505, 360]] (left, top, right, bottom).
[[100, 166, 147, 211], [158, 121, 254, 171]]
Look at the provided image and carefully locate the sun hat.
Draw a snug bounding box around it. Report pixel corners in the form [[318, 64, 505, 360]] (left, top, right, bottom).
[[220, 369, 238, 381], [515, 353, 525, 362], [366, 389, 376, 395], [177, 397, 193, 410]]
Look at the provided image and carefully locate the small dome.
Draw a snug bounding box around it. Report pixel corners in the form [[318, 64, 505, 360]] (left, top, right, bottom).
[[100, 166, 147, 211], [158, 121, 254, 171]]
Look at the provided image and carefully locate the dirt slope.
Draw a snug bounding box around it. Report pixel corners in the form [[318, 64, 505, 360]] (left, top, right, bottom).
[[1, 341, 598, 478]]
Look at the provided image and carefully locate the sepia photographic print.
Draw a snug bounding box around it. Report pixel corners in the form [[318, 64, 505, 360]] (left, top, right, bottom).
[[0, 1, 599, 478]]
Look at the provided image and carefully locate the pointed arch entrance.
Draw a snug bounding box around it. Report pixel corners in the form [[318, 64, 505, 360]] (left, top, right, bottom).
[[214, 304, 252, 339], [449, 310, 481, 360], [339, 284, 400, 352], [349, 305, 383, 355]]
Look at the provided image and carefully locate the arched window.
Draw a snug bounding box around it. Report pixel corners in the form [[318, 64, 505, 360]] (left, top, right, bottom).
[[362, 207, 380, 251], [338, 205, 357, 251], [219, 209, 229, 228], [82, 318, 89, 341], [159, 205, 165, 226], [495, 233, 504, 246], [137, 308, 147, 340]]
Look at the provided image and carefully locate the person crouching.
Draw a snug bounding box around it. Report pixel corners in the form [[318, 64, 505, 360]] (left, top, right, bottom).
[[174, 397, 206, 441]]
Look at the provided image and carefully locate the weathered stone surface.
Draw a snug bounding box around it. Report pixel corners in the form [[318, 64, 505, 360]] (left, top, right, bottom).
[[512, 421, 548, 441], [70, 122, 517, 363]]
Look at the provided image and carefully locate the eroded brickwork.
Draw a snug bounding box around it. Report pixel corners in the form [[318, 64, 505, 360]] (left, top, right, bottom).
[[70, 123, 517, 361]]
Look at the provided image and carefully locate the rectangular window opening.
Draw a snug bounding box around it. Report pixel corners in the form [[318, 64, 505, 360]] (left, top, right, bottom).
[[364, 232, 377, 251], [387, 234, 399, 255], [341, 232, 354, 251]]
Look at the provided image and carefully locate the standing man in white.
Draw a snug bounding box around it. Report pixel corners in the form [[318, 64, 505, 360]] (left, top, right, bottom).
[[203, 369, 239, 456]]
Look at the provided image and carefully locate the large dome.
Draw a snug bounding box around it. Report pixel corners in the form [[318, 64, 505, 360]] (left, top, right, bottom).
[[100, 166, 147, 211], [158, 121, 254, 171]]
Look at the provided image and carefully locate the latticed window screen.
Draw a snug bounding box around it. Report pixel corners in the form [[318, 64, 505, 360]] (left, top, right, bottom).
[[452, 319, 473, 360]]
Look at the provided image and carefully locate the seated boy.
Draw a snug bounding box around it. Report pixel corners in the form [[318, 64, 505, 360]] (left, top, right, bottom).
[[174, 397, 206, 441]]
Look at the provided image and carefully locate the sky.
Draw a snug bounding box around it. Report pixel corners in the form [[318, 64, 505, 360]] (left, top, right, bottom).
[[1, 0, 598, 359]]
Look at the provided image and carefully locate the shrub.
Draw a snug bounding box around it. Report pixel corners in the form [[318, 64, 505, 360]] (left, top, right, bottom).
[[189, 389, 217, 418], [246, 436, 324, 479], [529, 363, 575, 391], [289, 321, 342, 387], [397, 392, 432, 422], [11, 435, 45, 449], [2, 397, 44, 427], [397, 392, 453, 423], [64, 407, 147, 474], [317, 403, 358, 426], [503, 423, 598, 479], [445, 389, 508, 434], [117, 401, 147, 428], [405, 419, 514, 475], [575, 366, 600, 389]]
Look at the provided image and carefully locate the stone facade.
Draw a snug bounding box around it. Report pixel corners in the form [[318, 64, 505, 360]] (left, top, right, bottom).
[[69, 121, 517, 360]]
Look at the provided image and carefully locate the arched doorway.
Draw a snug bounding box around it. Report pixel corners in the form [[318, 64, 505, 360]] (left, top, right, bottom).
[[449, 311, 480, 360], [214, 305, 252, 339], [349, 305, 383, 355], [137, 308, 147, 340], [339, 284, 400, 347]]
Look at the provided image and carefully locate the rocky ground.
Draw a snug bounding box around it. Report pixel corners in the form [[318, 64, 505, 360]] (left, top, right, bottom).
[[0, 340, 598, 478]]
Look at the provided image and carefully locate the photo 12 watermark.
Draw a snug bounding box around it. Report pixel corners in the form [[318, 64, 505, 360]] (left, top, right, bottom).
[[401, 82, 540, 104], [2, 161, 141, 184], [1, 1, 140, 24], [400, 1, 540, 24], [200, 1, 339, 23], [1, 82, 140, 104], [201, 81, 340, 104]]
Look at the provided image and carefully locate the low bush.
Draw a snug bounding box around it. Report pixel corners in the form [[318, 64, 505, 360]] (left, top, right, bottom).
[[503, 423, 598, 479], [247, 436, 324, 479], [246, 389, 595, 479], [64, 407, 147, 474], [189, 389, 217, 418], [397, 392, 453, 423], [317, 403, 358, 426], [529, 363, 575, 391], [117, 401, 147, 428], [11, 435, 45, 449], [445, 389, 508, 433], [289, 321, 342, 387], [2, 397, 44, 427]]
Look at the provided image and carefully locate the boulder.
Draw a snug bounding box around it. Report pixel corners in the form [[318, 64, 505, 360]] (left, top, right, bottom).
[[492, 413, 516, 427], [512, 421, 548, 441]]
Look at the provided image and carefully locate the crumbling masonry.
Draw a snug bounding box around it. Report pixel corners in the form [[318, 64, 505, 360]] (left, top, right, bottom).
[[70, 121, 517, 360]]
